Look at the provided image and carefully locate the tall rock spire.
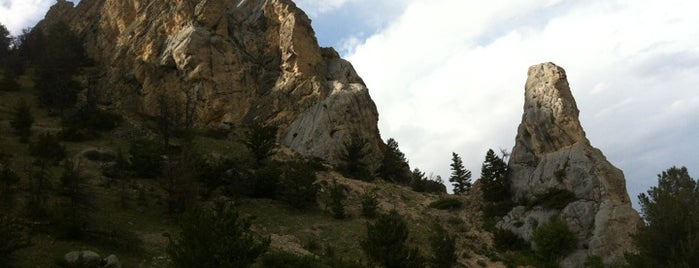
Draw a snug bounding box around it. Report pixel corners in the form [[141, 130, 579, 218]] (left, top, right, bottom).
[[500, 62, 642, 267]]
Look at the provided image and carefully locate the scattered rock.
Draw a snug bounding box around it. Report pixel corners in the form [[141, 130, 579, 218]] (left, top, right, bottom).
[[101, 254, 121, 268], [64, 250, 101, 268]]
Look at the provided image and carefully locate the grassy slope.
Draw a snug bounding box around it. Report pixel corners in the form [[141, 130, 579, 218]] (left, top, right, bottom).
[[1, 73, 505, 267]]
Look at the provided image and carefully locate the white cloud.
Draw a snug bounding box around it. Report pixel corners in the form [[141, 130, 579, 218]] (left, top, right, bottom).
[[347, 0, 699, 203], [0, 0, 62, 35]]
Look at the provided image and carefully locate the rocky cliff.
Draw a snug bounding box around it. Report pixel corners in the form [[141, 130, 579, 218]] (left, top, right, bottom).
[[37, 0, 383, 165], [498, 62, 642, 266]]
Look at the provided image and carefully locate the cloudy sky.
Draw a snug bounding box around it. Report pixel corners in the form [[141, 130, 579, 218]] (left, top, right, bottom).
[[2, 0, 697, 207]]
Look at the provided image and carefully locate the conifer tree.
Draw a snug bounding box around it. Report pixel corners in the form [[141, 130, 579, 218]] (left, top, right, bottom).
[[429, 223, 457, 268], [480, 149, 510, 202], [377, 138, 410, 184], [167, 202, 270, 268], [10, 99, 34, 143], [628, 166, 699, 268], [361, 210, 424, 268], [449, 152, 471, 194], [339, 134, 371, 180]]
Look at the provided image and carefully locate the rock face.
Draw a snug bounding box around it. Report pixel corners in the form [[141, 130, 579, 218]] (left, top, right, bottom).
[[498, 62, 642, 266], [37, 0, 383, 165]]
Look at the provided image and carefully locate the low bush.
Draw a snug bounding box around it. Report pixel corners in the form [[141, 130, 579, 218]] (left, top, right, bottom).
[[532, 217, 578, 262], [429, 197, 463, 210], [360, 191, 378, 218], [493, 228, 529, 251], [528, 188, 576, 210]]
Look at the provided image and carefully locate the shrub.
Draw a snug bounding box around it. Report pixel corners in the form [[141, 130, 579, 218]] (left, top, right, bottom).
[[277, 161, 318, 210], [10, 99, 33, 143], [87, 228, 144, 254], [255, 251, 363, 268], [328, 180, 346, 219], [129, 138, 164, 178], [360, 191, 379, 218], [29, 132, 66, 164], [168, 202, 270, 268], [251, 163, 281, 199], [0, 215, 30, 263], [528, 188, 576, 210], [532, 217, 578, 262], [493, 228, 529, 251], [429, 197, 463, 210], [361, 210, 424, 268], [429, 223, 457, 268]]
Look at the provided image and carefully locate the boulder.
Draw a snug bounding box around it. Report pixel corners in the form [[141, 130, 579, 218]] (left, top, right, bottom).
[[64, 250, 101, 267], [101, 254, 121, 268]]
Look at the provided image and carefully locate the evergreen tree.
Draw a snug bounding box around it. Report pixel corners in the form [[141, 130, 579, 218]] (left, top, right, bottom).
[[0, 214, 30, 264], [377, 138, 410, 184], [429, 223, 457, 268], [449, 152, 471, 194], [361, 210, 424, 268], [480, 149, 510, 202], [277, 161, 318, 210], [32, 22, 87, 115], [339, 134, 371, 180], [10, 99, 34, 143], [0, 154, 20, 210], [167, 202, 270, 268], [628, 166, 699, 268], [329, 180, 346, 219], [26, 163, 52, 220], [0, 23, 10, 61], [244, 123, 278, 167], [29, 132, 66, 165], [360, 191, 379, 219], [57, 160, 93, 239], [0, 66, 21, 91]]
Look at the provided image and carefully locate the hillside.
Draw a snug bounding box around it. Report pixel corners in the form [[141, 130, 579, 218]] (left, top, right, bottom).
[[0, 80, 501, 266]]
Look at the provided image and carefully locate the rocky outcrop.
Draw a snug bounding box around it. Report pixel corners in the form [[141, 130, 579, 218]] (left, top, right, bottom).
[[498, 62, 642, 266], [36, 0, 383, 165]]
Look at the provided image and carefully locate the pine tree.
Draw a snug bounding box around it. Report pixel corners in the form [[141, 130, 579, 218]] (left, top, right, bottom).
[[449, 152, 471, 194], [0, 155, 20, 210], [480, 149, 510, 202], [10, 99, 34, 143], [0, 23, 10, 61], [429, 223, 457, 268], [628, 166, 699, 268], [361, 210, 424, 268], [377, 138, 410, 184], [57, 160, 93, 239], [244, 123, 278, 167], [167, 202, 270, 268], [329, 180, 346, 219], [339, 134, 371, 180]]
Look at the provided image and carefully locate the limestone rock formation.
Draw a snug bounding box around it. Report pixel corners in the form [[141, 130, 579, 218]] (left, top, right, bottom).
[[36, 0, 383, 165], [498, 62, 642, 266]]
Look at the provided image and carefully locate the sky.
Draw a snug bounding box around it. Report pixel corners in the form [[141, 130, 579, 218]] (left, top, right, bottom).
[[2, 0, 698, 208]]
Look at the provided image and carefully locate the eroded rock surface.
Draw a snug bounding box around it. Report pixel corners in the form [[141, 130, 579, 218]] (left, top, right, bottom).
[[499, 62, 641, 267], [37, 0, 383, 165]]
